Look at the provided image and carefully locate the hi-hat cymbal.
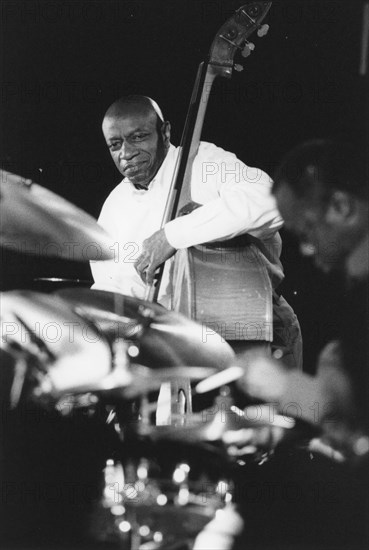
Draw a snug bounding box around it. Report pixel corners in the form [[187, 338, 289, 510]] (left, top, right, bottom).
[[0, 170, 114, 261], [56, 288, 235, 371]]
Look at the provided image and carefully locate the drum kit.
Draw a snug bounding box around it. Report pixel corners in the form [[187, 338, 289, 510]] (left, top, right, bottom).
[[0, 170, 311, 549]]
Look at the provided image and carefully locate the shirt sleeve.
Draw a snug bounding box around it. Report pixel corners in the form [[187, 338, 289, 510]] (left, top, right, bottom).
[[163, 143, 283, 250]]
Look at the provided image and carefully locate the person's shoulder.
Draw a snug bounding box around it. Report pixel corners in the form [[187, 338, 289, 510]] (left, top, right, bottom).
[[198, 141, 272, 186], [198, 141, 238, 161]]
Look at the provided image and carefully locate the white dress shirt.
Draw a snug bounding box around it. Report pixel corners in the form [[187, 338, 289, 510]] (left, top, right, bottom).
[[91, 142, 283, 300]]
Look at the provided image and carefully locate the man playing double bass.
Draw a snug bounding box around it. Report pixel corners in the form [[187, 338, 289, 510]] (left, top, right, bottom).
[[91, 95, 301, 369]]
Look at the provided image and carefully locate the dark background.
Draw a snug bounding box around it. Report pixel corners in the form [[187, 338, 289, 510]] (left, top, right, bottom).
[[1, 0, 367, 372]]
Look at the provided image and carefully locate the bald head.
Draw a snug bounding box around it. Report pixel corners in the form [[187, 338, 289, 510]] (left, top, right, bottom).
[[104, 95, 165, 128], [102, 95, 171, 189]]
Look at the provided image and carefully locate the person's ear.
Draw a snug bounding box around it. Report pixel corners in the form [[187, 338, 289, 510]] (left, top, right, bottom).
[[161, 121, 171, 147], [326, 191, 356, 225]]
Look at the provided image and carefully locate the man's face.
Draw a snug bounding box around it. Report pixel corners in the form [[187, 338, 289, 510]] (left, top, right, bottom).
[[102, 109, 169, 188], [275, 183, 347, 272]]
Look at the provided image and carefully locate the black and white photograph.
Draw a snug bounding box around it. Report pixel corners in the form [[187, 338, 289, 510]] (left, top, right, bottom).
[[1, 1, 368, 549]]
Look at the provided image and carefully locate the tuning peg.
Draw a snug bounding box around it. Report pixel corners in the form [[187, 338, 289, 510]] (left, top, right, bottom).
[[257, 24, 269, 38], [234, 64, 244, 72], [241, 41, 255, 58]]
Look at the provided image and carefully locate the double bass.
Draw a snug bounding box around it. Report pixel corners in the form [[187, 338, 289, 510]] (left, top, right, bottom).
[[150, 2, 274, 344]]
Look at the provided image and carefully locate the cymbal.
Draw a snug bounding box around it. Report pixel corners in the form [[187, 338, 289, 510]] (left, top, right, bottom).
[[56, 288, 235, 371], [0, 290, 114, 401], [0, 170, 114, 261]]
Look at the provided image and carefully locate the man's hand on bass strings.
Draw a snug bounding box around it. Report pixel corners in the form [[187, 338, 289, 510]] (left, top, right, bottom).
[[135, 228, 176, 285]]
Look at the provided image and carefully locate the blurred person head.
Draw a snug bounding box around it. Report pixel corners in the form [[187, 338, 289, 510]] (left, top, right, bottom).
[[273, 139, 368, 278]]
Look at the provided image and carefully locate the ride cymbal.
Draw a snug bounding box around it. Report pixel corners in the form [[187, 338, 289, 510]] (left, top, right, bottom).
[[0, 170, 114, 261]]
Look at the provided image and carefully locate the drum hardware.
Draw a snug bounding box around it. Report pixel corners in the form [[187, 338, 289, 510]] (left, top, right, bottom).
[[94, 443, 235, 550], [54, 392, 100, 417], [1, 313, 56, 408], [96, 382, 277, 547], [86, 378, 242, 548], [155, 379, 193, 427], [307, 431, 369, 466], [1, 290, 229, 427], [51, 287, 234, 433], [194, 365, 245, 395], [132, 384, 308, 474], [1, 289, 326, 549], [2, 344, 30, 409]]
